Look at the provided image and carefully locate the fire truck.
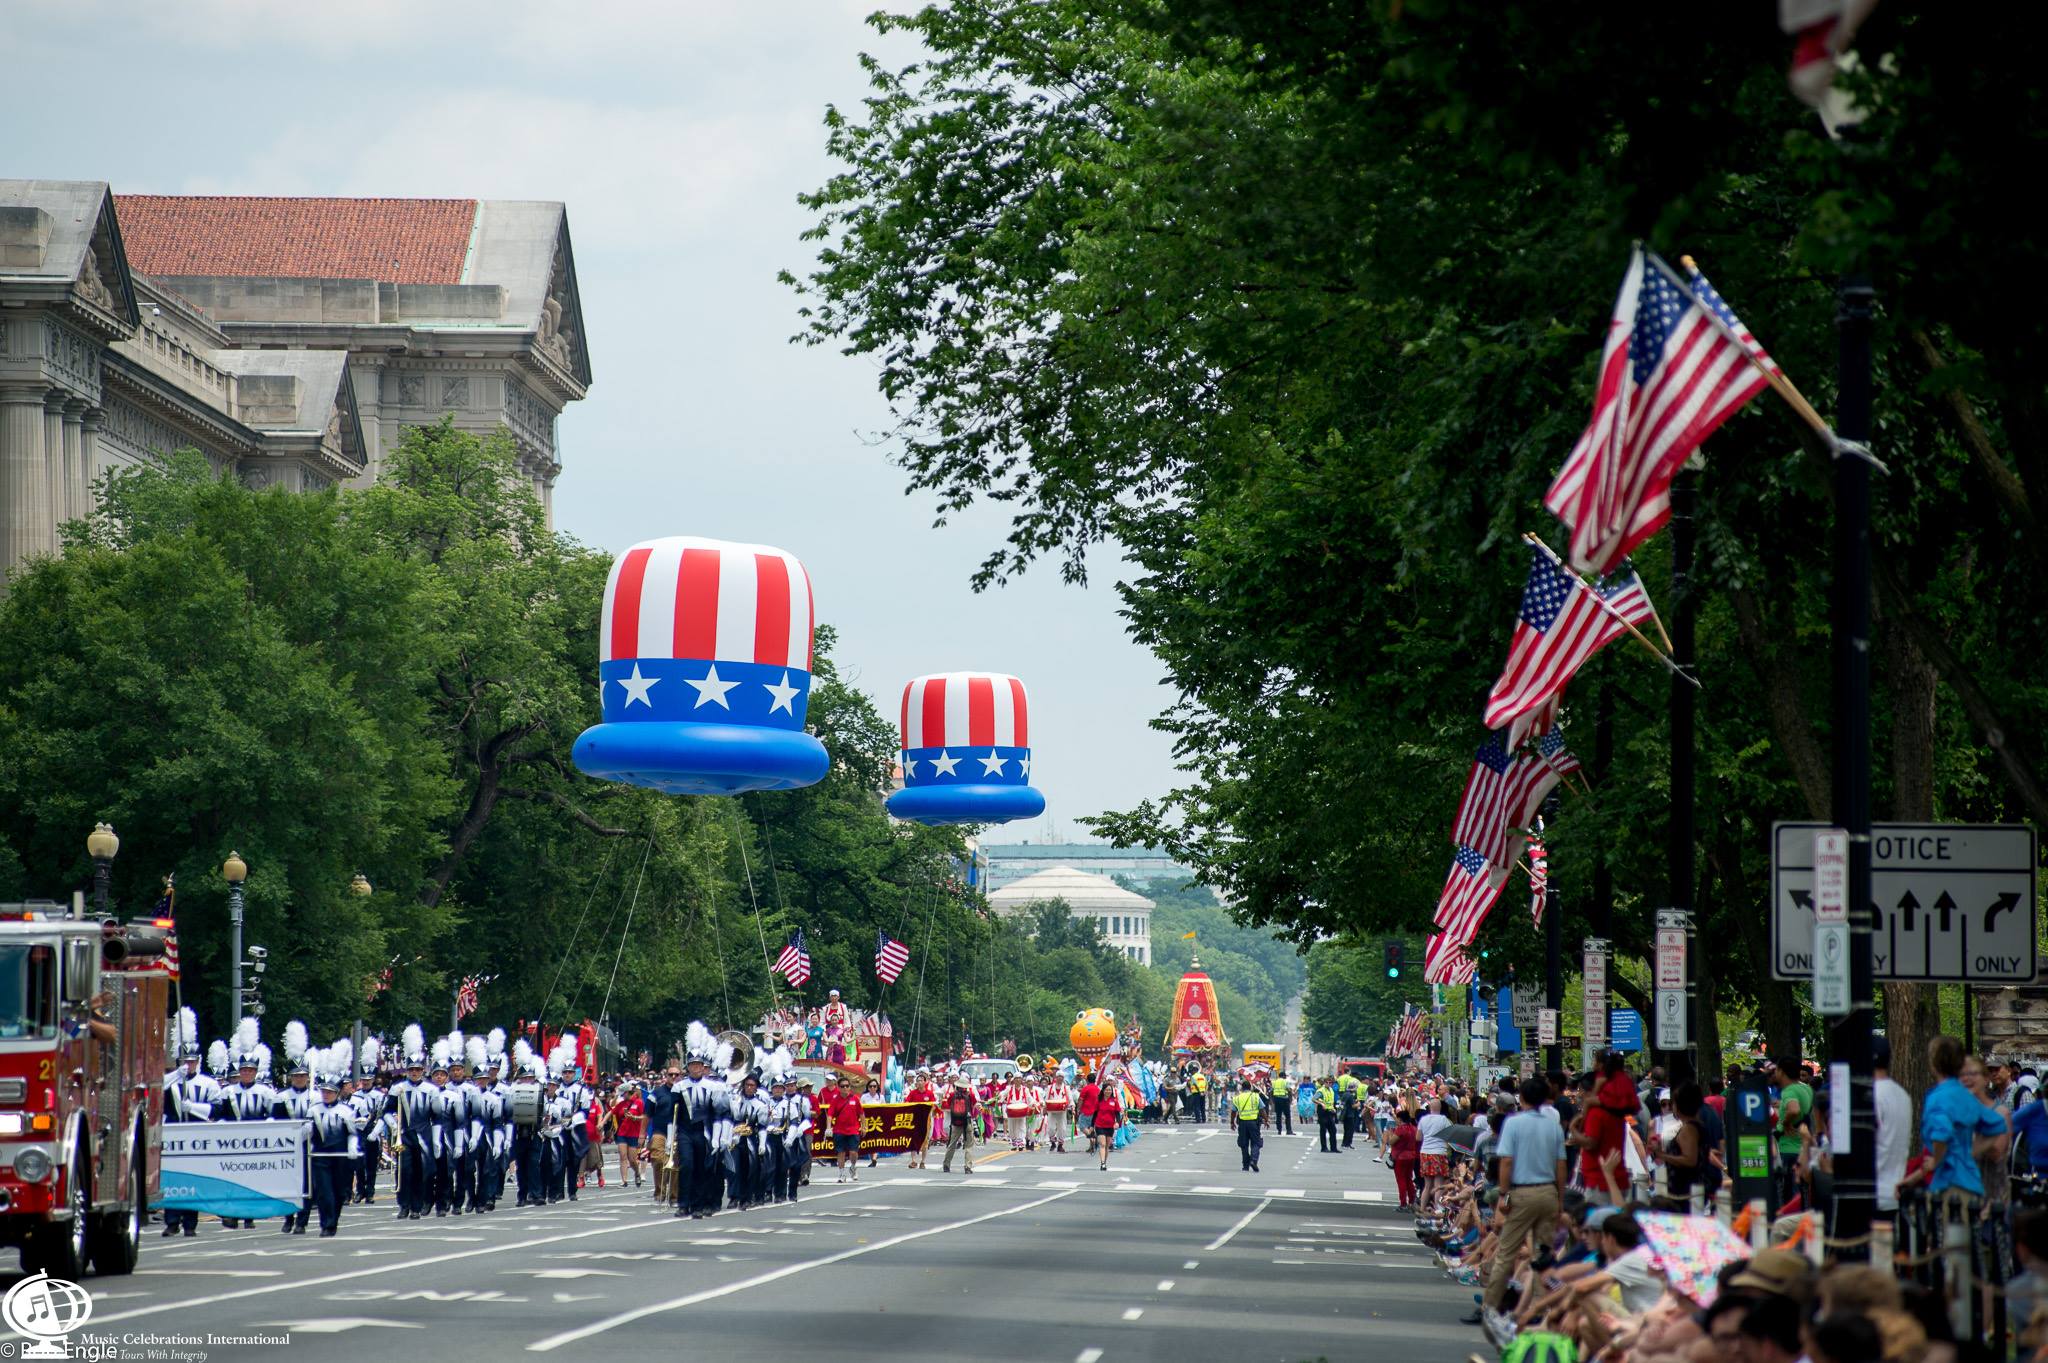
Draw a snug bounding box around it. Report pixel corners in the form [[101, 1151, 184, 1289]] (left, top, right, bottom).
[[0, 903, 172, 1278]]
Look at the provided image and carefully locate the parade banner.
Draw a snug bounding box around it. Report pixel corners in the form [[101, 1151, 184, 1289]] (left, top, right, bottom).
[[155, 1120, 307, 1218], [813, 1102, 933, 1155]]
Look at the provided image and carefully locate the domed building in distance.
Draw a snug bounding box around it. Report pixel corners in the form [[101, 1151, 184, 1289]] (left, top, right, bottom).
[[986, 865, 1153, 964]]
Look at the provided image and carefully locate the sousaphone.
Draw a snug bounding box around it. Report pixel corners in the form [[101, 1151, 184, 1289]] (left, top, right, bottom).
[[717, 1029, 754, 1080]]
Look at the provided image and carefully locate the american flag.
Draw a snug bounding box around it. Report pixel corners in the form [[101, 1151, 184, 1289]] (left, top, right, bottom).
[[1401, 1004, 1428, 1057], [774, 928, 812, 987], [1483, 546, 1655, 745], [1423, 932, 1478, 985], [1528, 832, 1549, 926], [1451, 736, 1563, 870], [1534, 728, 1582, 780], [1433, 846, 1506, 947], [456, 974, 490, 1020], [1545, 248, 1778, 576], [875, 931, 910, 984]]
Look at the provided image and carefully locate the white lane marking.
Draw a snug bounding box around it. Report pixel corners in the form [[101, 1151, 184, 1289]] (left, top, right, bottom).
[[1157, 1280, 1175, 1292], [1190, 1185, 1234, 1195], [506, 1269, 629, 1279], [526, 1189, 1080, 1352], [1121, 1307, 1144, 1321], [139, 1269, 285, 1277], [1204, 1198, 1270, 1252], [1112, 1183, 1158, 1191], [1267, 1188, 1307, 1198], [884, 1177, 932, 1185], [1343, 1190, 1384, 1202], [1076, 1351, 1104, 1363], [1037, 1181, 1082, 1189], [76, 1187, 874, 1329], [256, 1318, 423, 1333]]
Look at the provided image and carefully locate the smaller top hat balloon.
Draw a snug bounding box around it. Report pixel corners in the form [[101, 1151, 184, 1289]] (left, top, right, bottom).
[[886, 671, 1045, 825], [572, 536, 829, 795]]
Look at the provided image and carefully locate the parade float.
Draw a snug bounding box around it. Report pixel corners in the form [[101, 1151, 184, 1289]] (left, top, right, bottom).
[[1168, 955, 1231, 1064], [754, 994, 894, 1089], [887, 672, 1046, 825]]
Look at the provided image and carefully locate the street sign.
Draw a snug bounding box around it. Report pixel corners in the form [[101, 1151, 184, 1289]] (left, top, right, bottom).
[[1814, 829, 1848, 923], [1813, 920, 1851, 1015], [1655, 987, 1688, 1049], [1537, 1009, 1558, 1046], [1511, 988, 1541, 1029], [1519, 1053, 1536, 1080], [1655, 922, 1687, 989], [1771, 821, 2039, 982], [1610, 1007, 1642, 1052], [1582, 939, 1609, 1046]]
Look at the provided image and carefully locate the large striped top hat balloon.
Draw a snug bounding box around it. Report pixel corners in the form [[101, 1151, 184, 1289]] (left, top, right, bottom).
[[572, 536, 829, 795], [885, 672, 1045, 825]]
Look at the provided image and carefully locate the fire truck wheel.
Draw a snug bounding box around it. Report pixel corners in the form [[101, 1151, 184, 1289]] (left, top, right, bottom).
[[29, 1144, 90, 1280], [89, 1136, 142, 1276]]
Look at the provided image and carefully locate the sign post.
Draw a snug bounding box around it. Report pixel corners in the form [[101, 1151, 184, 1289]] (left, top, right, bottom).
[[1655, 909, 1690, 1050], [1771, 822, 2038, 983], [1581, 938, 1609, 1070], [1537, 1009, 1557, 1047]]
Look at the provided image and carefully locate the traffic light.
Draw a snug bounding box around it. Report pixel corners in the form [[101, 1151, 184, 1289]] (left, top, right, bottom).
[[1384, 941, 1403, 979]]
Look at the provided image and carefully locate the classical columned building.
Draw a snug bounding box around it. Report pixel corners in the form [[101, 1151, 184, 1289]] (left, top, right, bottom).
[[0, 180, 591, 585]]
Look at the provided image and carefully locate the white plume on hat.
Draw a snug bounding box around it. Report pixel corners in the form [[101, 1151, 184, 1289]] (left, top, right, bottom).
[[305, 1045, 325, 1080], [759, 1044, 795, 1085], [685, 1021, 716, 1063], [431, 1038, 451, 1069], [329, 1038, 353, 1081], [362, 1036, 382, 1071], [252, 1042, 272, 1077], [207, 1039, 229, 1074], [712, 1040, 737, 1075], [547, 1034, 579, 1079], [284, 1020, 309, 1062], [512, 1037, 534, 1071], [177, 1007, 198, 1049], [486, 1027, 506, 1058], [234, 1016, 259, 1056], [402, 1023, 425, 1065], [466, 1035, 487, 1072], [446, 1029, 465, 1060]]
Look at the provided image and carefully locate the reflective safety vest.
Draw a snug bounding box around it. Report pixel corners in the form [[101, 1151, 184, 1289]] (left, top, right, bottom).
[[1231, 1091, 1264, 1122]]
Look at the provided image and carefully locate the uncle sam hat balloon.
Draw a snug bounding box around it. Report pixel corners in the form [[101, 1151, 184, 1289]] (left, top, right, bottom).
[[886, 672, 1044, 824], [572, 536, 829, 795]]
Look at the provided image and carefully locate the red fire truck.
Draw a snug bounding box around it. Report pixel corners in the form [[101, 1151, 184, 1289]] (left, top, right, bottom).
[[0, 904, 172, 1278]]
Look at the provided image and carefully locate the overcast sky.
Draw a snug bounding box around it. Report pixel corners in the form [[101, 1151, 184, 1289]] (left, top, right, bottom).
[[12, 1, 1181, 844]]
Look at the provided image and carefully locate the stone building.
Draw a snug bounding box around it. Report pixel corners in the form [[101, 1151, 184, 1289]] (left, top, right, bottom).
[[987, 865, 1155, 964], [0, 180, 590, 584]]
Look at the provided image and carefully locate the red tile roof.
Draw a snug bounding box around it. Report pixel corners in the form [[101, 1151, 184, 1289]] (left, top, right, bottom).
[[115, 195, 478, 284]]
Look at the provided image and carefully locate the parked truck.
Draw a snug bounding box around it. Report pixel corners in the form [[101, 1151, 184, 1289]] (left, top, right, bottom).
[[0, 903, 172, 1278]]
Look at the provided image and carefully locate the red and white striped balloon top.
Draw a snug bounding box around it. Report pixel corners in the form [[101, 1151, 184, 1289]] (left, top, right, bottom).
[[600, 537, 815, 670], [898, 673, 1030, 750]]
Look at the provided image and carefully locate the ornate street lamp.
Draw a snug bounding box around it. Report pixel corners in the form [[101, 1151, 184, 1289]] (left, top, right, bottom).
[[86, 822, 119, 921], [224, 851, 248, 1018]]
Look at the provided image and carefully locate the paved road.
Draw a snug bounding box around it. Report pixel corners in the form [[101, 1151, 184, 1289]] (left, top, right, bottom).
[[21, 1122, 1479, 1363]]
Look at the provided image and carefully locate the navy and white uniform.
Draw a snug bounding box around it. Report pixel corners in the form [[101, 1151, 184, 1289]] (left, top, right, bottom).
[[308, 1095, 360, 1235], [160, 1065, 220, 1235]]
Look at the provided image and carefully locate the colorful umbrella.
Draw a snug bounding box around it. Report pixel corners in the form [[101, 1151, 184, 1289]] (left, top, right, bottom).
[[1634, 1210, 1753, 1307]]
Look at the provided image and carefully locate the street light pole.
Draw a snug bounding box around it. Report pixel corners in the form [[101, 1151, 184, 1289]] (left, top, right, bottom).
[[224, 851, 248, 1020], [86, 822, 119, 921], [1829, 274, 1878, 1258]]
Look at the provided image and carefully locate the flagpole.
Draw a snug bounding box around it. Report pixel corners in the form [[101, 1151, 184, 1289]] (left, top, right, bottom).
[[1522, 533, 1694, 682]]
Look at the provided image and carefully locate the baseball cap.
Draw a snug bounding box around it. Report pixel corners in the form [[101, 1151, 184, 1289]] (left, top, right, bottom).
[[1727, 1248, 1815, 1303], [1583, 1204, 1622, 1229]]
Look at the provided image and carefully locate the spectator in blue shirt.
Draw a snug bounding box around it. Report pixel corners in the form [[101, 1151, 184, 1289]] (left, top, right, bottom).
[[2009, 1079, 2048, 1176], [1909, 1034, 2008, 1197]]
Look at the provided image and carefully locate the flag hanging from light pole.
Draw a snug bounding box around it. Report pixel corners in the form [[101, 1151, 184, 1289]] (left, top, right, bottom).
[[775, 928, 812, 987], [875, 931, 910, 985]]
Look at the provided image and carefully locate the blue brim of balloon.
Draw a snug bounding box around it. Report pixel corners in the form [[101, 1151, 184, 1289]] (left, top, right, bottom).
[[887, 783, 1045, 825], [573, 721, 829, 795]]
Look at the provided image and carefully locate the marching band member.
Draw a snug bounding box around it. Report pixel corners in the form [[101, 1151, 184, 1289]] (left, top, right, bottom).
[[670, 1024, 725, 1219], [444, 1048, 482, 1215], [729, 1073, 773, 1210], [352, 1052, 387, 1205], [477, 1056, 509, 1210], [781, 1077, 815, 1202], [1043, 1073, 1072, 1153], [539, 1076, 570, 1203], [214, 1022, 277, 1228], [1004, 1073, 1033, 1150], [160, 1010, 216, 1238], [271, 1040, 320, 1235], [308, 1072, 360, 1237]]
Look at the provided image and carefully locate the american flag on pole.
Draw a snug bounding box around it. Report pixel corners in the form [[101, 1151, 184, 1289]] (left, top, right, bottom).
[[1433, 846, 1507, 948], [774, 928, 812, 987], [1424, 932, 1478, 985], [456, 974, 482, 1020], [1528, 832, 1549, 926], [874, 931, 910, 985], [1483, 546, 1656, 745], [1533, 727, 1583, 781], [1544, 247, 1779, 576], [1393, 1004, 1427, 1058], [1452, 736, 1569, 869]]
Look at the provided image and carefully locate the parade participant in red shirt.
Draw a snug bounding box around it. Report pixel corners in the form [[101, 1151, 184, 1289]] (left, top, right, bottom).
[[1079, 1075, 1102, 1156], [904, 1072, 937, 1169], [829, 1074, 866, 1182], [1092, 1083, 1123, 1172], [609, 1083, 647, 1188]]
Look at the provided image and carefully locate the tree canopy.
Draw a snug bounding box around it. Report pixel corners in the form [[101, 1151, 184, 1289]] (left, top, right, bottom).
[[790, 1, 2048, 1085]]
